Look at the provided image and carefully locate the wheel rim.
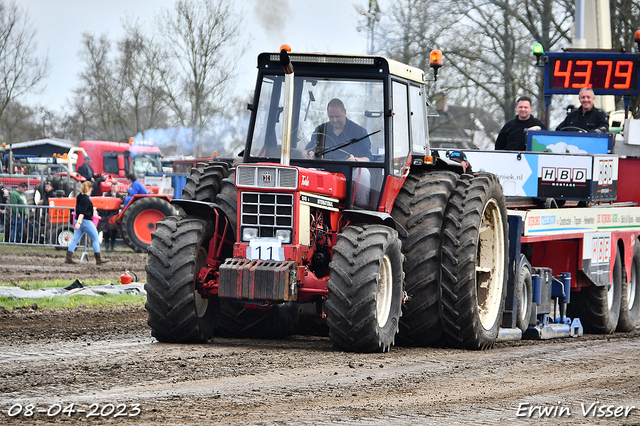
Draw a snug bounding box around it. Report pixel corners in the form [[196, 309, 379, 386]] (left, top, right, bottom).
[[194, 245, 209, 318], [133, 209, 164, 245], [58, 229, 74, 246], [376, 254, 393, 328], [630, 257, 638, 311], [476, 198, 505, 331], [519, 266, 531, 325]]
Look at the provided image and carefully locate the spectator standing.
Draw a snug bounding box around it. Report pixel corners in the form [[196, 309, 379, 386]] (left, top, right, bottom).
[[0, 185, 9, 233], [102, 181, 123, 251], [9, 182, 28, 242], [38, 181, 56, 206], [65, 181, 109, 264]]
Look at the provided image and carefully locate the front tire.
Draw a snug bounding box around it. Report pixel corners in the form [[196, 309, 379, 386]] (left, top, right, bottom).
[[145, 217, 222, 343], [441, 173, 509, 350], [325, 224, 404, 353]]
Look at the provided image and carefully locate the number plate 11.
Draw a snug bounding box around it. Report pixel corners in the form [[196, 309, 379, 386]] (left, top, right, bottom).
[[246, 238, 285, 261]]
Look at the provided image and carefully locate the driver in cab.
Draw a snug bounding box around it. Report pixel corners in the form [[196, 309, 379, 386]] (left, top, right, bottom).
[[304, 98, 373, 161], [556, 87, 609, 133], [304, 98, 372, 207]]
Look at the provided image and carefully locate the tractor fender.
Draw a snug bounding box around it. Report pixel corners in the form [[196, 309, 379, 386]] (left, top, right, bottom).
[[341, 210, 397, 230], [172, 199, 232, 226]]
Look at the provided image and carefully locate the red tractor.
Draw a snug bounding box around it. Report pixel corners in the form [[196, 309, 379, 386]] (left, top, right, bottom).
[[145, 49, 509, 352]]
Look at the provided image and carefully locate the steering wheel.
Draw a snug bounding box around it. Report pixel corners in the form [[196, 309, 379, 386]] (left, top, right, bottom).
[[334, 149, 352, 160], [560, 126, 587, 132]]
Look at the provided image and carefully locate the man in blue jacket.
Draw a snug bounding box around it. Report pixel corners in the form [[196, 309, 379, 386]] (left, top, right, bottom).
[[304, 99, 372, 207], [124, 172, 148, 207]]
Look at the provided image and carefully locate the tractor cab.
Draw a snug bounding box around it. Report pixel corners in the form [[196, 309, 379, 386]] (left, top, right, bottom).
[[243, 51, 434, 211]]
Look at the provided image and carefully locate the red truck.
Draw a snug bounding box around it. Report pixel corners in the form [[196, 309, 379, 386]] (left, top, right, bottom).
[[76, 140, 169, 195]]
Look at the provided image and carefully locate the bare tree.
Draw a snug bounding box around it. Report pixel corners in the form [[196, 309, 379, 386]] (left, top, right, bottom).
[[377, 0, 575, 144], [118, 21, 169, 136], [157, 0, 247, 156], [0, 0, 49, 120], [73, 33, 122, 141]]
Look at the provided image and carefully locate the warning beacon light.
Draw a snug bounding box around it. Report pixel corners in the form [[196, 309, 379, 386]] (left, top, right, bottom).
[[533, 43, 545, 67], [429, 49, 443, 81]]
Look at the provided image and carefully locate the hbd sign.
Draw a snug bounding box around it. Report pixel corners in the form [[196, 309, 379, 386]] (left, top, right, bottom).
[[541, 167, 587, 185]]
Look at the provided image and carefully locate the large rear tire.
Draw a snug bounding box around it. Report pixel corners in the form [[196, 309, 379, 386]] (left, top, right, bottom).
[[216, 170, 238, 232], [325, 224, 404, 353], [441, 173, 509, 350], [121, 197, 177, 252], [390, 171, 457, 346], [145, 217, 224, 343], [618, 242, 640, 331], [51, 174, 82, 197], [181, 161, 230, 201]]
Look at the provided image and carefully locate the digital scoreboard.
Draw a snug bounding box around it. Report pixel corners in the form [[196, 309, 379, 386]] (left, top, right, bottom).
[[544, 52, 640, 96]]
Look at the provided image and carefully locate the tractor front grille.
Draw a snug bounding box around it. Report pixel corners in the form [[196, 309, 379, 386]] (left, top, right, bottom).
[[236, 165, 298, 189], [240, 192, 294, 239]]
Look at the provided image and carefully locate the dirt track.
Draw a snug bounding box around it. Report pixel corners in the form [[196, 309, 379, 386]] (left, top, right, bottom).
[[0, 247, 148, 284], [1, 249, 640, 425]]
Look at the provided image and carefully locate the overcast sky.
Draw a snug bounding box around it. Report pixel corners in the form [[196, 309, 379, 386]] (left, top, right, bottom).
[[20, 0, 371, 112]]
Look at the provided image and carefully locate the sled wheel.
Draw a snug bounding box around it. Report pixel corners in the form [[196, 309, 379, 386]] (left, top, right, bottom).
[[572, 248, 623, 334], [618, 242, 640, 331], [516, 254, 533, 333]]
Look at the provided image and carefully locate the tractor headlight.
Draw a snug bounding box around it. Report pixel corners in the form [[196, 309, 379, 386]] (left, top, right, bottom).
[[275, 229, 291, 244], [242, 227, 258, 241]]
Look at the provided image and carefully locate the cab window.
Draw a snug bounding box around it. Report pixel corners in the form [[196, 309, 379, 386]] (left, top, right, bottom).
[[392, 81, 410, 176]]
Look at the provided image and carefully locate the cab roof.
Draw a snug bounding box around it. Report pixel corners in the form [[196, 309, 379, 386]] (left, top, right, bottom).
[[258, 52, 426, 84]]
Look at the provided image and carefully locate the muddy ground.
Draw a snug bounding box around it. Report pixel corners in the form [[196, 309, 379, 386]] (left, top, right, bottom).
[[0, 246, 148, 284], [1, 248, 640, 425]]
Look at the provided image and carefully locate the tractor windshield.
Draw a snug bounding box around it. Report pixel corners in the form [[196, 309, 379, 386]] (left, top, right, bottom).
[[249, 76, 385, 163], [131, 153, 163, 176]]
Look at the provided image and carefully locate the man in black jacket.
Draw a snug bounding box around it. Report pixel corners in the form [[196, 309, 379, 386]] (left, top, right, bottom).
[[495, 96, 547, 151], [556, 87, 608, 133], [77, 156, 94, 181]]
